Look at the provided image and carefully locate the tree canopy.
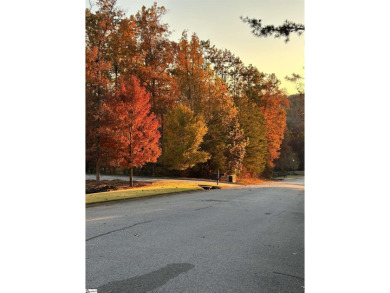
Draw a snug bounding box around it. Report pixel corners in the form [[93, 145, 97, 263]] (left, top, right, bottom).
[[161, 105, 210, 171], [86, 0, 295, 180], [114, 76, 161, 185]]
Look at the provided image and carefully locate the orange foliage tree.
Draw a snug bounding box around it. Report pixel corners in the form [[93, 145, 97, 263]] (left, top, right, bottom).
[[242, 66, 289, 172], [132, 3, 179, 118], [85, 0, 123, 183], [113, 77, 162, 186], [258, 74, 289, 169]]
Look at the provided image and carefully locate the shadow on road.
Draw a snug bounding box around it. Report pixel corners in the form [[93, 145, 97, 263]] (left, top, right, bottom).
[[97, 263, 195, 293]]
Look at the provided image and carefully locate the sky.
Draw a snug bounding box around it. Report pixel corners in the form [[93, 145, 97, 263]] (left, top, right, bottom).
[[87, 0, 304, 95]]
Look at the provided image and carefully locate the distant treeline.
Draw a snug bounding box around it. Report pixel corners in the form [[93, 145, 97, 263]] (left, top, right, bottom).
[[274, 94, 305, 172], [86, 0, 299, 182]]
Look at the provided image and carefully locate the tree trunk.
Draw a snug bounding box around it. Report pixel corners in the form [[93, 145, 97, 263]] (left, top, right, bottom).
[[130, 167, 134, 187], [96, 162, 101, 184]]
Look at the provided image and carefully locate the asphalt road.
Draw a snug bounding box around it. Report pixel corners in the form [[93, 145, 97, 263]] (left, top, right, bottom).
[[86, 177, 304, 293]]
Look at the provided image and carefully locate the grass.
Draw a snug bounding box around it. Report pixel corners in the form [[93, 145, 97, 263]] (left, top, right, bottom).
[[86, 180, 206, 204]]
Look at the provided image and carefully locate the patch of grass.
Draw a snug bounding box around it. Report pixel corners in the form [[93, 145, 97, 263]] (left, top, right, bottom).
[[86, 181, 205, 204]]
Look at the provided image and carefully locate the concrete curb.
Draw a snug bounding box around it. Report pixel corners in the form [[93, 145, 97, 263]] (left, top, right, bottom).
[[86, 188, 210, 208]]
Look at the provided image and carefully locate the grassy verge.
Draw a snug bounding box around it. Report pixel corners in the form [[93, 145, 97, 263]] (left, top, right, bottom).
[[86, 181, 206, 204]]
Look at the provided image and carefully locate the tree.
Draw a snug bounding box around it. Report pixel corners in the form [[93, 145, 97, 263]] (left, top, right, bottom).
[[106, 16, 138, 85], [132, 3, 179, 118], [173, 32, 209, 115], [225, 122, 248, 175], [200, 42, 246, 97], [240, 17, 304, 42], [113, 76, 162, 186], [200, 74, 241, 175], [283, 94, 304, 170], [284, 73, 304, 170], [86, 0, 123, 183], [161, 105, 210, 170], [258, 75, 289, 170], [234, 95, 268, 177], [173, 35, 246, 176], [200, 40, 289, 177], [241, 66, 289, 172]]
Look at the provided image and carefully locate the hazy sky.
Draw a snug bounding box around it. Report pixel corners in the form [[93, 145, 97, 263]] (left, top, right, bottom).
[[87, 0, 304, 95]]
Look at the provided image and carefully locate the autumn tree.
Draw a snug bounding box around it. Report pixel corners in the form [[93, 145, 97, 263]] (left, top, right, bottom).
[[202, 42, 289, 176], [234, 95, 268, 177], [173, 34, 247, 176], [131, 3, 179, 118], [242, 67, 289, 172], [113, 77, 161, 186], [200, 74, 242, 175], [86, 0, 123, 183], [161, 105, 210, 170], [172, 32, 210, 115], [106, 16, 138, 85]]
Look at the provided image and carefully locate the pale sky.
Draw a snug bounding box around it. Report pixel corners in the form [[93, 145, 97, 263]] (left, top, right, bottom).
[[87, 0, 304, 95]]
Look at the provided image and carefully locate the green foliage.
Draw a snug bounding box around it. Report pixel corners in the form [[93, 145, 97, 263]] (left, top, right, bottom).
[[201, 76, 240, 174], [225, 122, 248, 175], [235, 95, 268, 176], [161, 105, 210, 170]]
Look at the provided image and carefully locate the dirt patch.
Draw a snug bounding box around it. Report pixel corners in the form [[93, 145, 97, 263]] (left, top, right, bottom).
[[86, 180, 151, 194]]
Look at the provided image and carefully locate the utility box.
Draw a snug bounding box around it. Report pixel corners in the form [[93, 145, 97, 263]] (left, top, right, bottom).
[[228, 175, 236, 183]]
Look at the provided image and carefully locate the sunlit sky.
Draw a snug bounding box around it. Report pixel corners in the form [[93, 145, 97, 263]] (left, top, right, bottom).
[[87, 0, 304, 95]]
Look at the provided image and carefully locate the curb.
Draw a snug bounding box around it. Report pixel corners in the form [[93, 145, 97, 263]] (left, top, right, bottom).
[[86, 188, 210, 208]]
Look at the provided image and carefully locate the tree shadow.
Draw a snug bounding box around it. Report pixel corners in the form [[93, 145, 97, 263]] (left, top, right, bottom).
[[97, 263, 195, 293]]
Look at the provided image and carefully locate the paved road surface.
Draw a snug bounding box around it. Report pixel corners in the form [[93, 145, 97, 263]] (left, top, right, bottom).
[[86, 177, 304, 292]]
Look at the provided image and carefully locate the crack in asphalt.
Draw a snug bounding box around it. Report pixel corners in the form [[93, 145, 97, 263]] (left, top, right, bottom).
[[194, 206, 212, 211], [273, 271, 304, 280], [86, 220, 152, 242], [201, 199, 229, 202]]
